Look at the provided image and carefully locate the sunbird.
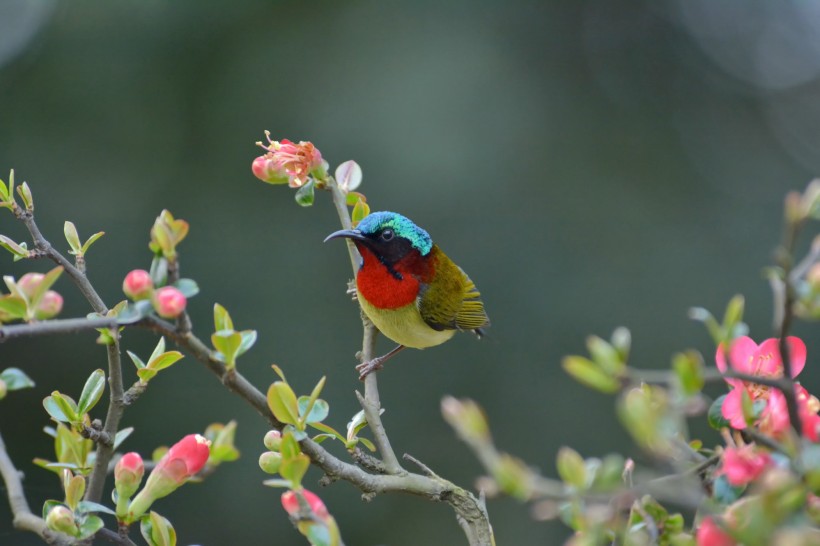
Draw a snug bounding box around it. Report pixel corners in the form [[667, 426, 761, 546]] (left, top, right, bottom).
[[325, 211, 490, 379]]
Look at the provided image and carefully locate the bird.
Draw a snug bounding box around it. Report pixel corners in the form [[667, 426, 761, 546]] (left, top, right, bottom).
[[324, 211, 490, 380]]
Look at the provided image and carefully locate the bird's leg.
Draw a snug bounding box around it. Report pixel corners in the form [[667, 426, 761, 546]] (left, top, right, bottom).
[[356, 345, 406, 381]]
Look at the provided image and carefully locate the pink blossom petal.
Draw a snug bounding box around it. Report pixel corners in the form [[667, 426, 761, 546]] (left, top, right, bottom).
[[728, 336, 758, 374], [721, 388, 749, 430], [756, 338, 783, 375], [786, 336, 807, 377], [715, 342, 729, 373]]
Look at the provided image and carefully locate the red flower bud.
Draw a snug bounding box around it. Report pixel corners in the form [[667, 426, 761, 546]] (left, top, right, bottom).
[[34, 290, 63, 320], [115, 452, 145, 500], [281, 489, 329, 520], [152, 286, 187, 319], [123, 269, 154, 301], [127, 434, 210, 521]]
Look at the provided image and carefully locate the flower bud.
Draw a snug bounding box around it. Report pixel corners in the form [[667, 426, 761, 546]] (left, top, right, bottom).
[[127, 434, 210, 521], [263, 430, 282, 451], [258, 451, 282, 474], [16, 272, 44, 299], [34, 291, 63, 320], [123, 269, 154, 301], [115, 452, 145, 499], [281, 489, 329, 520], [152, 286, 187, 319], [45, 505, 78, 536]]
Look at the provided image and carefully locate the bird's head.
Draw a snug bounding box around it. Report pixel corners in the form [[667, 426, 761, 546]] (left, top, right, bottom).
[[324, 211, 432, 265]]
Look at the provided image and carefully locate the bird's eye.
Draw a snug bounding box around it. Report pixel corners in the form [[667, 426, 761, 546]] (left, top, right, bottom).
[[380, 229, 395, 242]]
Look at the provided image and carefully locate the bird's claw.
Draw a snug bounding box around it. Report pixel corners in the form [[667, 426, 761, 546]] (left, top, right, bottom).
[[356, 358, 383, 381]]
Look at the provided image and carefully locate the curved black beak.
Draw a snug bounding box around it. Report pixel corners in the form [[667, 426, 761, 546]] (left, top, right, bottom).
[[323, 228, 367, 243]]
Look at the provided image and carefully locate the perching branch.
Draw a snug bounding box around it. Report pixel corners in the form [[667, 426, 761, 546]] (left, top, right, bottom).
[[328, 180, 403, 474], [0, 317, 118, 341]]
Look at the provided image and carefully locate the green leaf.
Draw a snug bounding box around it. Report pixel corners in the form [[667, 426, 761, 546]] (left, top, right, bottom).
[[76, 501, 116, 516], [267, 382, 300, 425], [0, 295, 26, 318], [0, 235, 29, 259], [212, 330, 242, 367], [298, 397, 329, 424], [345, 191, 367, 206], [116, 300, 154, 324], [712, 473, 744, 505], [586, 335, 623, 375], [77, 369, 105, 416], [44, 393, 78, 423], [30, 266, 64, 309], [305, 522, 333, 546], [113, 427, 134, 450], [16, 182, 33, 211], [137, 368, 159, 383], [357, 437, 376, 452], [294, 180, 315, 207], [279, 431, 301, 459], [672, 351, 705, 396], [236, 330, 257, 357], [64, 222, 81, 253], [298, 376, 327, 426], [141, 511, 176, 546], [556, 446, 587, 489], [707, 394, 730, 430], [41, 499, 63, 520], [279, 453, 310, 486], [65, 474, 85, 510], [149, 255, 168, 287], [562, 356, 621, 393], [80, 232, 104, 254], [127, 350, 146, 369], [172, 278, 199, 298], [148, 351, 183, 371], [76, 514, 104, 540], [351, 199, 370, 225], [0, 367, 34, 390], [148, 336, 166, 363], [213, 303, 233, 331], [309, 422, 345, 442]]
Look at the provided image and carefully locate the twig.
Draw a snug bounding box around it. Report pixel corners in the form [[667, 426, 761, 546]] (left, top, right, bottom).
[[15, 210, 127, 506], [0, 429, 75, 545], [0, 317, 118, 341], [328, 180, 403, 474]]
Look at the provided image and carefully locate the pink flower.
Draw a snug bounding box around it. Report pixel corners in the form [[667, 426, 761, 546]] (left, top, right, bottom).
[[760, 385, 820, 441], [719, 445, 771, 486], [114, 452, 144, 499], [34, 291, 63, 319], [126, 434, 211, 521], [281, 489, 329, 520], [715, 336, 806, 429], [123, 269, 154, 301], [253, 135, 327, 188], [152, 286, 187, 319], [696, 517, 735, 546]]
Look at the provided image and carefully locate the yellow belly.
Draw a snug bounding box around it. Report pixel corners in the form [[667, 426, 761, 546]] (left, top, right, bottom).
[[359, 295, 455, 349]]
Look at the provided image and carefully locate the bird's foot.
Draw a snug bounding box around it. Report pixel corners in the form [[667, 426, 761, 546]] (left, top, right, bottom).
[[356, 357, 384, 381]]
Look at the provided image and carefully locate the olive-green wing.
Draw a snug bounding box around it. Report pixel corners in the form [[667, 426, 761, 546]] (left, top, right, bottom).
[[418, 248, 490, 333]]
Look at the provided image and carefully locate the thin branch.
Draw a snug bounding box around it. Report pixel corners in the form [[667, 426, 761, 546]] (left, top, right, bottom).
[[0, 429, 75, 545], [327, 180, 403, 475], [0, 317, 119, 341], [140, 306, 494, 545]]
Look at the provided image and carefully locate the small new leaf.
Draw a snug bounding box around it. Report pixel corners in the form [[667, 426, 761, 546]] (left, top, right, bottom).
[[0, 367, 34, 390], [562, 356, 621, 393], [77, 369, 105, 416], [64, 222, 82, 254], [213, 303, 233, 331], [267, 382, 300, 426]]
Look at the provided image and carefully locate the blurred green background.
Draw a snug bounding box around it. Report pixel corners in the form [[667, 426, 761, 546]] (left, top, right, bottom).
[[1, 1, 819, 544]]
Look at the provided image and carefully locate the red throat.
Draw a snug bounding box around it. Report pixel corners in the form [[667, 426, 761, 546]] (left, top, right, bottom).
[[355, 245, 435, 309]]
